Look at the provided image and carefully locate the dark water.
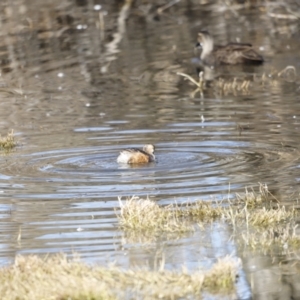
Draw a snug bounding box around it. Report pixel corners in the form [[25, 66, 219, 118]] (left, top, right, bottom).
[[0, 0, 300, 298]]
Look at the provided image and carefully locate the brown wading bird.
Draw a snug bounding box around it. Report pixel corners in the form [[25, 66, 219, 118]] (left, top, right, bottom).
[[196, 31, 264, 67], [117, 144, 155, 164]]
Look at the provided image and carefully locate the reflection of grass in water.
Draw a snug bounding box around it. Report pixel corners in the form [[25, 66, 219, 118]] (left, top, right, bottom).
[[178, 66, 299, 97], [0, 254, 239, 299], [0, 129, 16, 153]]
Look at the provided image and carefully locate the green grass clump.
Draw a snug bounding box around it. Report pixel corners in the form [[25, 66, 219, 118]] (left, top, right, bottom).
[[0, 254, 239, 300]]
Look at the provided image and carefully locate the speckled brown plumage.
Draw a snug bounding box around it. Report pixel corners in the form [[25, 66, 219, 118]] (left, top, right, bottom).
[[197, 31, 264, 67]]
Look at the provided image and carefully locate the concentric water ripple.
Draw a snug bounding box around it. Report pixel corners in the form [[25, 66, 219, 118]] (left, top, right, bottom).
[[1, 141, 296, 205], [0, 140, 296, 265]]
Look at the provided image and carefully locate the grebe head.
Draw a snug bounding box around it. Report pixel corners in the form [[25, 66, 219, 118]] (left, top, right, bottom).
[[143, 144, 155, 155]]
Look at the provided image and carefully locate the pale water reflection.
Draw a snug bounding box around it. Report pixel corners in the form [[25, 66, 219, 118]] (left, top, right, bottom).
[[0, 0, 299, 298]]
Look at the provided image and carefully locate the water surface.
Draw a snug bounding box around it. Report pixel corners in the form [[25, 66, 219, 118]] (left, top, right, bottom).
[[0, 0, 300, 298]]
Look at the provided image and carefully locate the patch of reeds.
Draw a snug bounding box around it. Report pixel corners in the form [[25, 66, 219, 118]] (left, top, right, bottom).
[[0, 254, 239, 299], [0, 129, 16, 151]]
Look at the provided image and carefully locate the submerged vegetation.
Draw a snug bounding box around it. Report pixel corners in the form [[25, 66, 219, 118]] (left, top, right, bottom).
[[0, 254, 239, 300]]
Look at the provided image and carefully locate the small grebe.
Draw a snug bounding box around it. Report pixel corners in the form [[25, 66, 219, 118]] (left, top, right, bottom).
[[117, 144, 155, 164]]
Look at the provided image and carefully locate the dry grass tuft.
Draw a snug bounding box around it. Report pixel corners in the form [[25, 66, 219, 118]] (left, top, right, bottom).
[[235, 183, 274, 207], [246, 206, 295, 227], [0, 254, 239, 300], [118, 185, 298, 253], [0, 129, 16, 151], [177, 200, 223, 220], [118, 197, 225, 243], [236, 189, 263, 207], [241, 224, 300, 253], [203, 256, 240, 294], [0, 255, 115, 300], [119, 187, 295, 239], [223, 205, 295, 229], [118, 196, 194, 236]]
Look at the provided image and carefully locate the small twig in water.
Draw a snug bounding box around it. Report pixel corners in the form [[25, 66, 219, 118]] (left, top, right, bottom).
[[177, 72, 202, 88]]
